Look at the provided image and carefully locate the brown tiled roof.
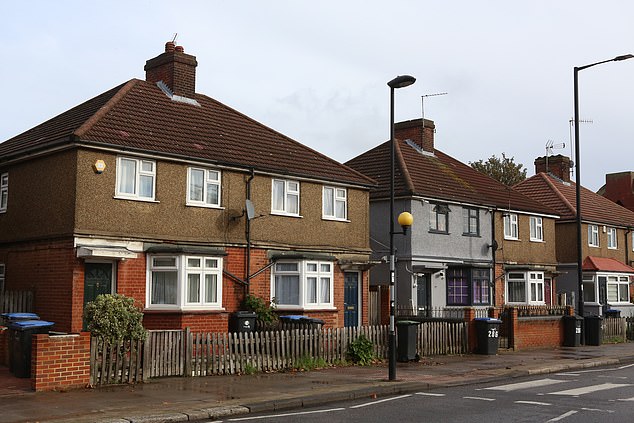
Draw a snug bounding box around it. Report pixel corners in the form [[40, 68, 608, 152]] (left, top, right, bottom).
[[514, 173, 634, 226], [583, 256, 634, 273], [345, 139, 557, 215], [0, 79, 373, 187]]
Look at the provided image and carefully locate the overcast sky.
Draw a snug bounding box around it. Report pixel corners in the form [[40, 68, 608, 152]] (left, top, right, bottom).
[[2, 1, 633, 191]]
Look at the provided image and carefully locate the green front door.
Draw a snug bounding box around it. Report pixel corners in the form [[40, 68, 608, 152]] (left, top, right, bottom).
[[83, 262, 114, 328]]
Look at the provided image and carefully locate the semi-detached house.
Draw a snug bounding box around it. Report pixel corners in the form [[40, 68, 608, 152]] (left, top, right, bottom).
[[346, 118, 559, 323], [0, 42, 375, 333]]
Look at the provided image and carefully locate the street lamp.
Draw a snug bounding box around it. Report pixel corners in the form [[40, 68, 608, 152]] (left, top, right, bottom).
[[574, 54, 633, 326], [387, 75, 415, 381]]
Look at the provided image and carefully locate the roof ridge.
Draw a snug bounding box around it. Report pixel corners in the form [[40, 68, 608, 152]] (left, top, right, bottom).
[[395, 139, 415, 194], [540, 172, 576, 215], [74, 79, 139, 138]]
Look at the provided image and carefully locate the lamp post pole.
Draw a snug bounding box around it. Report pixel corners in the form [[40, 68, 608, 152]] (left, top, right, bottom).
[[387, 75, 415, 381], [573, 54, 633, 329]]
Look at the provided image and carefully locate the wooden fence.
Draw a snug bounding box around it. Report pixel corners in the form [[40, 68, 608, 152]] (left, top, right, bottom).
[[602, 317, 627, 342], [0, 290, 33, 314], [89, 321, 468, 385]]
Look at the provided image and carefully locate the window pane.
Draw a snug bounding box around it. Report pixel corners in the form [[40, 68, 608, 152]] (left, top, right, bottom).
[[583, 281, 596, 302], [187, 274, 201, 303], [151, 271, 177, 304], [508, 281, 526, 302], [187, 258, 201, 268], [273, 180, 285, 211], [141, 161, 154, 172], [189, 169, 204, 202], [619, 284, 629, 302], [206, 182, 219, 205], [287, 193, 299, 214], [139, 175, 154, 198], [205, 258, 218, 269], [320, 277, 331, 303], [306, 263, 318, 272], [119, 159, 136, 194], [320, 263, 331, 272], [276, 263, 298, 272], [335, 199, 346, 219], [207, 170, 219, 182], [608, 284, 618, 302], [275, 275, 300, 305], [323, 188, 334, 216], [205, 274, 218, 303], [307, 277, 317, 303], [153, 257, 176, 267], [447, 268, 469, 305]]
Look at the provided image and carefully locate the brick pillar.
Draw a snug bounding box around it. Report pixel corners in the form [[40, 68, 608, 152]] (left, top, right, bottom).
[[32, 332, 91, 392], [510, 307, 518, 351], [464, 307, 477, 353]]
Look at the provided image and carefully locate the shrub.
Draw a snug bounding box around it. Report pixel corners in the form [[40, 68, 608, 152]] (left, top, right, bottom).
[[242, 294, 278, 324], [347, 335, 375, 366], [84, 294, 146, 341]]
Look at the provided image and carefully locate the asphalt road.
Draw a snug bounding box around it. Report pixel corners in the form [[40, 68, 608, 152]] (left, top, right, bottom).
[[218, 363, 634, 423]]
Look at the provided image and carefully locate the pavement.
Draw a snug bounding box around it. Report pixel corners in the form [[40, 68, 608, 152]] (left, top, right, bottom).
[[1, 342, 634, 423]]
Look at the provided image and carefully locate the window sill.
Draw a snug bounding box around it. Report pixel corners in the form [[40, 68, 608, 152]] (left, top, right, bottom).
[[529, 239, 544, 243], [462, 233, 480, 237], [270, 211, 303, 218], [504, 237, 520, 241], [322, 217, 350, 223], [185, 203, 225, 210], [114, 195, 160, 203], [588, 245, 600, 248], [429, 230, 450, 235]]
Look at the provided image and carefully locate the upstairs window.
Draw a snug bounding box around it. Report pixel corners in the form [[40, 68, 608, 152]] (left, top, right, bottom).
[[503, 213, 519, 240], [430, 204, 449, 233], [323, 186, 347, 221], [0, 173, 7, 213], [588, 224, 599, 247], [530, 216, 543, 242], [272, 179, 300, 216], [607, 227, 617, 249], [187, 167, 221, 207], [463, 208, 479, 236], [116, 157, 156, 200]]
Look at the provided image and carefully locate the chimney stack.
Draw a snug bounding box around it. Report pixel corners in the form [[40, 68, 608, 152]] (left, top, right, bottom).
[[394, 118, 435, 153], [534, 154, 571, 182], [145, 42, 198, 98]]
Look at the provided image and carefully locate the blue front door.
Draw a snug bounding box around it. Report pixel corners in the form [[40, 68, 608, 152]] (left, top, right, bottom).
[[344, 272, 359, 327]]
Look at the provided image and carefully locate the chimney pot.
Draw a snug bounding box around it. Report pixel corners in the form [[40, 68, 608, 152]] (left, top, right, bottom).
[[175, 45, 184, 53], [165, 41, 176, 52]]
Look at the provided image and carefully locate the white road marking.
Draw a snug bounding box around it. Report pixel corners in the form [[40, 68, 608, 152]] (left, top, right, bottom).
[[515, 400, 552, 406], [228, 408, 345, 421], [580, 407, 615, 413], [618, 397, 634, 402], [349, 394, 411, 409], [484, 378, 568, 392], [549, 383, 631, 396], [546, 410, 578, 422], [463, 396, 496, 401], [415, 392, 446, 397]]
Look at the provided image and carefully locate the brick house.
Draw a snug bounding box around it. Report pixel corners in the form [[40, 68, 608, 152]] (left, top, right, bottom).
[[0, 42, 375, 333], [514, 155, 634, 316], [346, 118, 558, 323]]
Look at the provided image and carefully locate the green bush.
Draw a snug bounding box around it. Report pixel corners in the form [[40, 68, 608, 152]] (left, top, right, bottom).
[[242, 294, 278, 324], [347, 335, 375, 366], [84, 294, 146, 341]]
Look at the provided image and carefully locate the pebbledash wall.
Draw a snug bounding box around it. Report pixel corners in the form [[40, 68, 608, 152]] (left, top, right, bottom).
[[1, 240, 362, 333]]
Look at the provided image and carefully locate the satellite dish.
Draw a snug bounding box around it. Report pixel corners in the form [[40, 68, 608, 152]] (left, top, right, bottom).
[[245, 200, 255, 220]]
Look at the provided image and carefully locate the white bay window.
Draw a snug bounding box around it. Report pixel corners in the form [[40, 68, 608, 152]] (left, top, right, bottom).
[[272, 260, 333, 309]]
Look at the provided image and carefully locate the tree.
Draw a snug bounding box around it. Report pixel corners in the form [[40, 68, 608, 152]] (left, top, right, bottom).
[[469, 153, 527, 186]]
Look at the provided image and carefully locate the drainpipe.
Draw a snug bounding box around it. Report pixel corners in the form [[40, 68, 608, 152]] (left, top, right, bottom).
[[626, 227, 631, 267], [491, 208, 497, 306], [245, 168, 255, 295]]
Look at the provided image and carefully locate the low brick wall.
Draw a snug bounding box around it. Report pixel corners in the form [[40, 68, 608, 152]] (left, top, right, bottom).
[[31, 332, 91, 392], [514, 317, 563, 350]]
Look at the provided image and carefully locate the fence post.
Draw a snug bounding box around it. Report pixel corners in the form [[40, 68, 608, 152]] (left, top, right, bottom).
[[142, 331, 151, 381], [464, 307, 476, 353], [183, 327, 191, 377]]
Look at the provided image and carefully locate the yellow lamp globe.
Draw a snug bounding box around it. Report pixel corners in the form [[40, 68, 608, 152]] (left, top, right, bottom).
[[397, 211, 414, 228]]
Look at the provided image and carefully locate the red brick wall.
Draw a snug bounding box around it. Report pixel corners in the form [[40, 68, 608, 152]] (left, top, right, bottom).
[[1, 238, 79, 332], [514, 318, 563, 350], [143, 311, 229, 333], [31, 332, 91, 392]]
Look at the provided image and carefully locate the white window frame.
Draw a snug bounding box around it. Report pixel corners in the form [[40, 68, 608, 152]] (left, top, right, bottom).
[[186, 167, 222, 208], [583, 274, 597, 303], [506, 271, 544, 305], [116, 157, 156, 201], [607, 227, 617, 249], [529, 216, 543, 242], [607, 275, 630, 304], [503, 213, 519, 240], [322, 186, 347, 221], [588, 224, 599, 247], [0, 173, 8, 213], [271, 260, 334, 310], [271, 179, 300, 216], [146, 254, 223, 310]]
